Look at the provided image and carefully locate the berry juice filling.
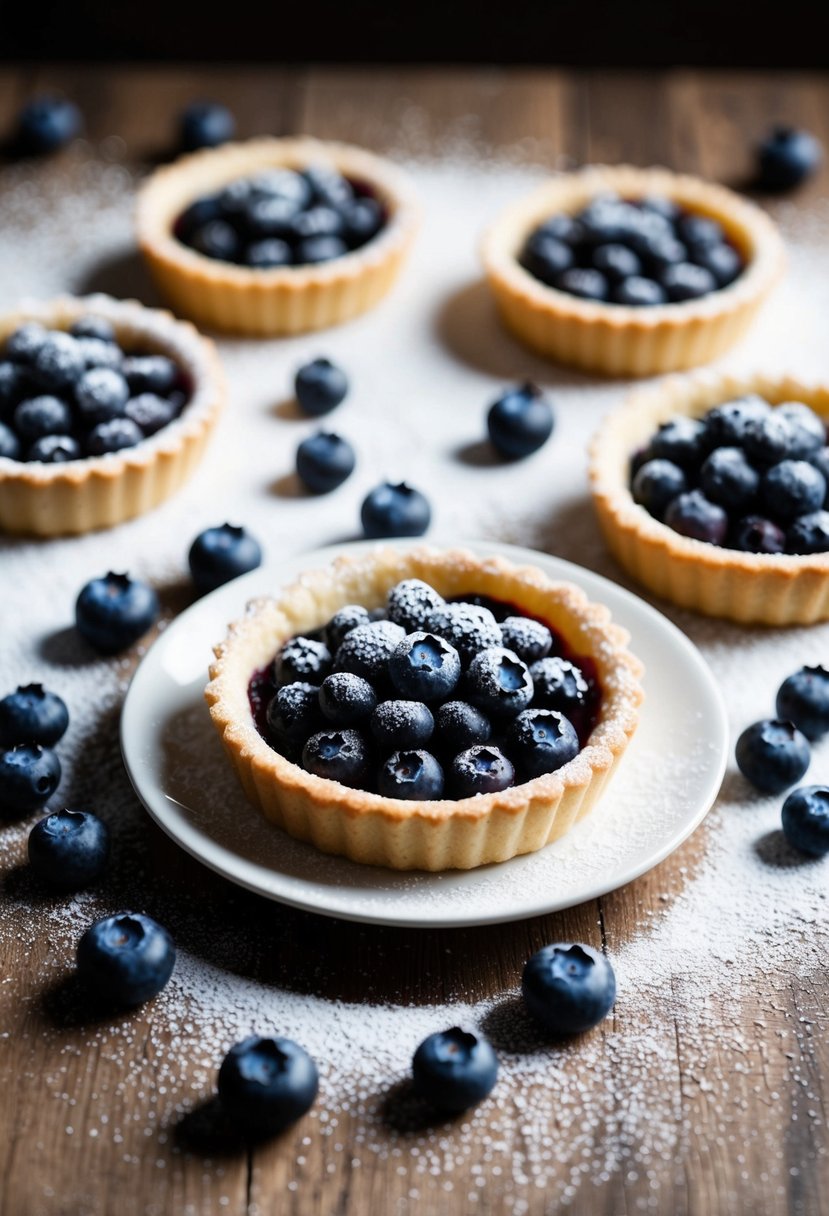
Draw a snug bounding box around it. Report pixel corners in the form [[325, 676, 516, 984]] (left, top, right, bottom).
[[248, 583, 602, 801], [520, 194, 745, 307], [173, 167, 388, 270]]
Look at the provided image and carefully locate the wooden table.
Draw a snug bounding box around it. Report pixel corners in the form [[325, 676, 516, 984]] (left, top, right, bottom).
[[2, 66, 828, 1216]]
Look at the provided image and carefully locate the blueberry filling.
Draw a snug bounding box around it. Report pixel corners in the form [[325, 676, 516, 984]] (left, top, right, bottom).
[[520, 193, 745, 306]]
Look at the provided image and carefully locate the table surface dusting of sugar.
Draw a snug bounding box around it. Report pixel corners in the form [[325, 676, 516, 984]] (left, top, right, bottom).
[[0, 143, 827, 1212]]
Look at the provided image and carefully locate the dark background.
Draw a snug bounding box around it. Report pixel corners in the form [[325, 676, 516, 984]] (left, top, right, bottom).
[[1, 0, 827, 67]]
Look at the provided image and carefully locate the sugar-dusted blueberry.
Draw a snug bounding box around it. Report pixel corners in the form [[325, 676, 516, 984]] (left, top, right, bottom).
[[70, 316, 116, 343], [757, 126, 822, 192], [290, 205, 345, 241], [304, 164, 354, 208], [324, 605, 371, 653], [591, 243, 641, 282], [660, 262, 718, 302], [648, 416, 708, 469], [28, 809, 109, 890], [700, 447, 760, 514], [555, 267, 609, 301], [294, 357, 348, 417], [75, 337, 123, 371], [319, 672, 377, 726], [77, 912, 175, 1006], [302, 729, 369, 787], [86, 417, 144, 455], [466, 647, 533, 719], [296, 431, 355, 494], [664, 490, 728, 545], [427, 602, 502, 668], [776, 402, 826, 459], [75, 367, 130, 424], [14, 394, 73, 442], [612, 276, 667, 306], [509, 709, 579, 778], [0, 683, 68, 748], [499, 617, 553, 666], [786, 509, 829, 554], [274, 637, 333, 688], [334, 620, 404, 683], [776, 666, 829, 742], [529, 657, 592, 721], [694, 242, 743, 288], [188, 523, 263, 594], [450, 745, 515, 798], [370, 700, 434, 751], [27, 434, 81, 463], [252, 168, 312, 208], [4, 322, 48, 365], [389, 632, 461, 703], [16, 94, 82, 154], [743, 411, 796, 466], [435, 701, 491, 753], [0, 421, 21, 460], [361, 481, 431, 540], [245, 238, 293, 269], [735, 718, 810, 794], [704, 395, 772, 447], [244, 194, 299, 238], [0, 744, 61, 815], [520, 231, 575, 285], [387, 579, 445, 634], [191, 219, 241, 262], [632, 458, 687, 518], [0, 360, 28, 410], [296, 235, 349, 265], [637, 232, 686, 273], [412, 1028, 498, 1113], [179, 100, 236, 152], [218, 1036, 318, 1134], [676, 213, 724, 249], [122, 355, 180, 397], [522, 942, 616, 1034], [487, 382, 555, 460], [732, 515, 786, 555], [124, 393, 179, 436], [781, 786, 829, 858], [33, 332, 85, 392], [75, 572, 160, 654], [377, 749, 445, 800], [266, 682, 322, 748], [762, 459, 826, 522]]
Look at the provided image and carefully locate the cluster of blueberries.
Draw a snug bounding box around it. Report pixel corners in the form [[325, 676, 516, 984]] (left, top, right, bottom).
[[631, 396, 829, 555], [0, 317, 189, 463], [257, 577, 598, 801]]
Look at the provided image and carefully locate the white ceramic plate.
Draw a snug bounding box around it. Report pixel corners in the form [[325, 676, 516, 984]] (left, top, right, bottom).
[[121, 539, 728, 928]]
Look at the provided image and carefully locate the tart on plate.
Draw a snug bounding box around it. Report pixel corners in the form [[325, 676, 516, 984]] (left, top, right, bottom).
[[589, 371, 829, 624], [0, 294, 224, 536], [136, 137, 420, 336], [205, 546, 644, 871], [481, 165, 785, 377]]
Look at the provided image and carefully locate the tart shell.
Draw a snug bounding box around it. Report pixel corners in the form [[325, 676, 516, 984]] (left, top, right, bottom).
[[136, 137, 420, 336], [0, 295, 225, 537], [205, 546, 644, 872], [589, 371, 829, 625], [481, 165, 785, 377]]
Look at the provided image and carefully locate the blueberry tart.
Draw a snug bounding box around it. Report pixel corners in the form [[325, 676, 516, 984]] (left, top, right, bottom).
[[481, 165, 784, 376], [590, 371, 829, 624], [137, 137, 419, 336], [0, 294, 224, 536], [205, 546, 643, 870]]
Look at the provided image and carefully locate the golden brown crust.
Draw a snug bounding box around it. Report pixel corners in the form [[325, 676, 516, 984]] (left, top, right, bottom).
[[0, 294, 225, 537], [136, 137, 420, 336], [205, 545, 644, 871], [481, 165, 785, 377], [589, 370, 829, 624]]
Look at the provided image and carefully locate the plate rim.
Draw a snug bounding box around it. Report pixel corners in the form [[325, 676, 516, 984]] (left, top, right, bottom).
[[120, 538, 728, 928]]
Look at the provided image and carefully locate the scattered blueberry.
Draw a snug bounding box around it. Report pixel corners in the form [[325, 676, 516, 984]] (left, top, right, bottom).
[[16, 95, 82, 155], [508, 709, 579, 778], [411, 1028, 498, 1113], [0, 744, 61, 815], [781, 785, 829, 857], [434, 701, 491, 753], [0, 683, 68, 748], [188, 524, 263, 594], [302, 729, 369, 787], [294, 358, 349, 416], [377, 749, 445, 800], [450, 745, 515, 798], [296, 431, 355, 494], [218, 1036, 318, 1134], [76, 912, 175, 1006], [360, 482, 431, 539], [388, 632, 461, 702], [757, 127, 822, 192], [487, 383, 555, 460], [775, 666, 829, 741], [75, 572, 160, 654], [522, 943, 616, 1034], [28, 809, 109, 889], [179, 100, 236, 152], [319, 673, 377, 726], [370, 700, 434, 751], [735, 718, 810, 794]]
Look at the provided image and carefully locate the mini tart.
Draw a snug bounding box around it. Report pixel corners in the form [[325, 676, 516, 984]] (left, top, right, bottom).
[[205, 546, 643, 872], [590, 371, 829, 625], [136, 137, 420, 336], [481, 165, 785, 377], [0, 294, 224, 537]]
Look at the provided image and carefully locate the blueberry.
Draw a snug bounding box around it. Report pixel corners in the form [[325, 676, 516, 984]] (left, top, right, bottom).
[[735, 718, 810, 794], [191, 219, 242, 262], [632, 458, 687, 518], [776, 666, 829, 741], [648, 416, 708, 469], [361, 482, 431, 539], [245, 238, 293, 269], [0, 683, 68, 748], [520, 231, 575, 285], [28, 809, 109, 890], [705, 396, 772, 447], [13, 395, 73, 442], [487, 383, 555, 460], [536, 213, 583, 244], [33, 333, 85, 392], [529, 657, 592, 721], [762, 460, 826, 522], [370, 700, 434, 751], [319, 672, 377, 726], [16, 95, 82, 154], [466, 647, 533, 719], [244, 195, 299, 239], [251, 169, 312, 208], [0, 744, 61, 815], [304, 164, 353, 208], [637, 233, 687, 273], [340, 197, 385, 247], [743, 412, 796, 466], [0, 360, 28, 411], [4, 322, 48, 365], [781, 786, 829, 857], [676, 214, 724, 249], [641, 195, 682, 222], [427, 602, 502, 668], [188, 523, 263, 594], [0, 421, 21, 460], [450, 745, 515, 798], [411, 1028, 498, 1113], [75, 337, 124, 372], [86, 418, 144, 455], [508, 709, 579, 778], [175, 195, 223, 242], [295, 235, 349, 265], [294, 358, 348, 417], [124, 393, 179, 436], [590, 243, 641, 282], [664, 490, 728, 545], [660, 262, 718, 302], [26, 434, 80, 463], [387, 579, 445, 634], [389, 632, 461, 702], [776, 402, 826, 459], [333, 620, 404, 685], [77, 912, 175, 1006], [75, 572, 160, 654], [522, 943, 616, 1034], [218, 1036, 318, 1134], [786, 510, 829, 554], [612, 276, 667, 306], [377, 749, 445, 800], [555, 267, 609, 301], [324, 605, 371, 653], [291, 205, 345, 241], [179, 100, 236, 152], [700, 447, 760, 513], [694, 243, 743, 288], [296, 431, 355, 494], [266, 681, 322, 750], [732, 514, 786, 554], [498, 617, 553, 666], [122, 356, 180, 397], [302, 729, 369, 787], [70, 316, 116, 343], [75, 367, 130, 424], [435, 701, 491, 753], [274, 637, 333, 688], [757, 127, 822, 192]]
